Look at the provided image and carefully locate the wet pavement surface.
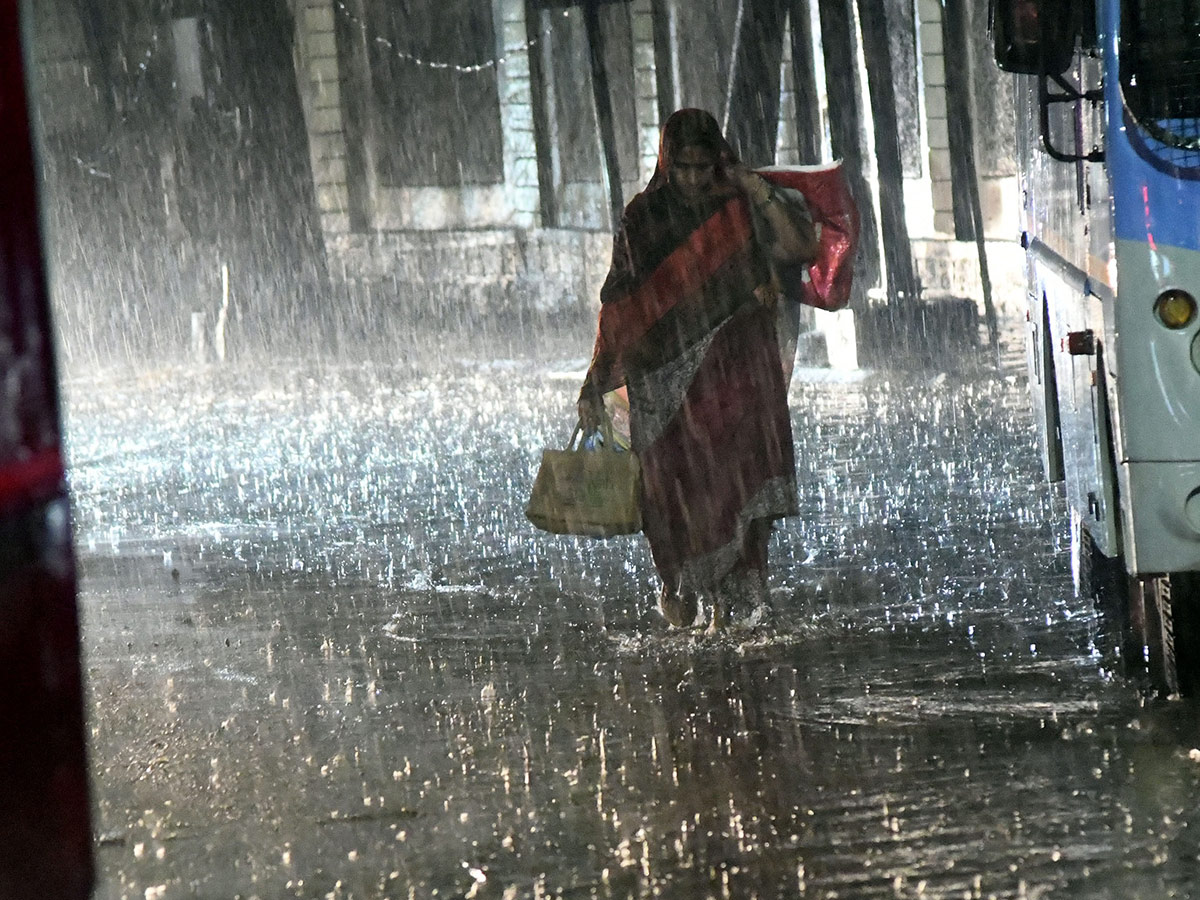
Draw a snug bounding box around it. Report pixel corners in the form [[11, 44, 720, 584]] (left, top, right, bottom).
[[65, 326, 1200, 899]]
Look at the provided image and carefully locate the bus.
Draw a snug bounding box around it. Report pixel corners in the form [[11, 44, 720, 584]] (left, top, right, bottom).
[[991, 0, 1200, 696]]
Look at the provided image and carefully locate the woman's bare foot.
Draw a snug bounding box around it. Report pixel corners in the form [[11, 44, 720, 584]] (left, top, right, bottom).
[[705, 596, 729, 634], [659, 588, 698, 628]]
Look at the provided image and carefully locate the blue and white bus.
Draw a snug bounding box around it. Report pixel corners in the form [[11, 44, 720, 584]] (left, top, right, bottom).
[[992, 0, 1200, 696]]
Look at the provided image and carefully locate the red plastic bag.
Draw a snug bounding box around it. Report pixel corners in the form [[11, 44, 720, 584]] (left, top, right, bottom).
[[760, 163, 860, 311]]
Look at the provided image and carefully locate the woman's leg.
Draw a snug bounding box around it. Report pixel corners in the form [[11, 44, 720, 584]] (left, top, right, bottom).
[[650, 548, 699, 628], [658, 576, 699, 627], [710, 519, 773, 630], [740, 518, 773, 612], [739, 518, 772, 575]]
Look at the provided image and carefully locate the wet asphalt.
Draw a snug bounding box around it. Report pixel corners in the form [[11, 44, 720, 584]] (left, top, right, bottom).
[[66, 324, 1200, 900]]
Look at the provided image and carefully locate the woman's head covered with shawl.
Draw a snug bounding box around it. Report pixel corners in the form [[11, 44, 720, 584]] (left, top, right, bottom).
[[648, 108, 739, 193]]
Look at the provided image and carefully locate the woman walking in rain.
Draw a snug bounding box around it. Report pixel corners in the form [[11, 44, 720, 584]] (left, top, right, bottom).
[[577, 108, 819, 630]]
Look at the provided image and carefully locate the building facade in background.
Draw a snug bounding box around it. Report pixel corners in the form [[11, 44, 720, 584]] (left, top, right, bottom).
[[31, 0, 1024, 360], [292, 0, 1024, 324]]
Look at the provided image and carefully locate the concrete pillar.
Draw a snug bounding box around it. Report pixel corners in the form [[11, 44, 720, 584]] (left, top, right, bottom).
[[496, 0, 539, 228], [918, 0, 954, 236], [294, 0, 352, 242], [630, 0, 660, 186], [171, 17, 205, 118], [776, 10, 800, 166]]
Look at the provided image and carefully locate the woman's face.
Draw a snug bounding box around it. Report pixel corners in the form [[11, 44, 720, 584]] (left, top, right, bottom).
[[669, 145, 718, 205]]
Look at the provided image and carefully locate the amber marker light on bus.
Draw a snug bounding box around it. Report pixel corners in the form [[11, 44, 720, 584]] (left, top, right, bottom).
[[1154, 289, 1198, 329]]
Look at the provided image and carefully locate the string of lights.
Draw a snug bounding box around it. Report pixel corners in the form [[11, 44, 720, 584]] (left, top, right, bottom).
[[333, 0, 561, 74], [68, 1, 567, 174]]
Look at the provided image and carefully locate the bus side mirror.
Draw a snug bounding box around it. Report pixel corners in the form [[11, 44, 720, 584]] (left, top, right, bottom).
[[990, 0, 1076, 75]]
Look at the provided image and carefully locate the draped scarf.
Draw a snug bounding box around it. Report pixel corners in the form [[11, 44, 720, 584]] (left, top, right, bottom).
[[585, 109, 800, 591]]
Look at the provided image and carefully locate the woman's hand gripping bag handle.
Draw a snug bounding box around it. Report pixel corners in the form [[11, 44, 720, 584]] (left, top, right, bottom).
[[759, 162, 860, 311], [525, 411, 642, 538]]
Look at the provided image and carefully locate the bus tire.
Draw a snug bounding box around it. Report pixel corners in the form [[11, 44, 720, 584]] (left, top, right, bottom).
[[1138, 577, 1169, 695], [1146, 574, 1200, 698], [1073, 514, 1144, 676]]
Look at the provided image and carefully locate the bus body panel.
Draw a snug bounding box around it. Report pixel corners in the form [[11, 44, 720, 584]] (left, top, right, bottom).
[[1018, 81, 1089, 268], [1017, 51, 1114, 284], [1033, 246, 1121, 557], [1121, 461, 1200, 573], [1017, 0, 1200, 575], [1100, 0, 1200, 572], [1016, 32, 1122, 558], [1016, 40, 1121, 543], [1110, 239, 1200, 463], [1023, 282, 1064, 484]]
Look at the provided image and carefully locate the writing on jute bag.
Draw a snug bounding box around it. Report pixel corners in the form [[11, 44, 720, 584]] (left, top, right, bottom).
[[525, 419, 642, 537]]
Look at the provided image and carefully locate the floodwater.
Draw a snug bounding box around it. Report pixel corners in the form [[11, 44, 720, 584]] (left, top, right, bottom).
[[67, 327, 1200, 900]]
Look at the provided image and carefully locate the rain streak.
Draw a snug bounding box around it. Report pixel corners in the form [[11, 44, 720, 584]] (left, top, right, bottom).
[[22, 0, 1200, 898]]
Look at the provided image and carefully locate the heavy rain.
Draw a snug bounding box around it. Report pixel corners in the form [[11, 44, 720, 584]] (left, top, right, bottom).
[[19, 0, 1200, 898]]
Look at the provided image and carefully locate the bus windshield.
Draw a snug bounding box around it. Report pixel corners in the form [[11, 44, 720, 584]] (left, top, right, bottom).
[[1122, 0, 1200, 152]]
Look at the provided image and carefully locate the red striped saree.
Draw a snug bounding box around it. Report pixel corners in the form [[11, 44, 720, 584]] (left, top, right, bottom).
[[583, 184, 801, 594]]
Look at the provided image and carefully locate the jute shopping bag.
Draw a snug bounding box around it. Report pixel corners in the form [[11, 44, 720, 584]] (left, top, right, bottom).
[[525, 419, 641, 537]]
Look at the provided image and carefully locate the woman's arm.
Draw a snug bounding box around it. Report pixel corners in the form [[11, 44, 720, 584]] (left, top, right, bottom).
[[729, 165, 819, 264], [578, 218, 637, 431]]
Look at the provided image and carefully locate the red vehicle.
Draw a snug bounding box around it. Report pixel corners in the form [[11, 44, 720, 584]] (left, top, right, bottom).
[[0, 3, 93, 898]]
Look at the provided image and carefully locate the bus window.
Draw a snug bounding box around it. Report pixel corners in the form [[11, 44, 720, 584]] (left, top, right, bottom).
[[1121, 0, 1200, 157]]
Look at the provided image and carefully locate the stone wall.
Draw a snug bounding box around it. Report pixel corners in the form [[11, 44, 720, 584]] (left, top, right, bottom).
[[918, 0, 955, 237], [911, 238, 1026, 314], [328, 227, 612, 319], [631, 0, 661, 185], [291, 0, 614, 317], [293, 0, 353, 238], [916, 0, 1020, 241], [290, 0, 1024, 328]]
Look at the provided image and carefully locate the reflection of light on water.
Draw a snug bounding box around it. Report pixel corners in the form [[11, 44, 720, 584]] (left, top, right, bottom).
[[66, 342, 1072, 636], [607, 620, 828, 659], [72, 332, 1195, 900]]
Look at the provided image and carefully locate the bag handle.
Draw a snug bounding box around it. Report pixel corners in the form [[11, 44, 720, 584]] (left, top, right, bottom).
[[567, 409, 617, 451]]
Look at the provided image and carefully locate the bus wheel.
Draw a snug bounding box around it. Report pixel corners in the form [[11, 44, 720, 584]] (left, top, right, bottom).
[[1144, 574, 1200, 698], [1137, 577, 1169, 695], [1073, 515, 1142, 675]]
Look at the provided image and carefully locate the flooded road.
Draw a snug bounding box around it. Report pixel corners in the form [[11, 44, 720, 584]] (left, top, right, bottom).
[[67, 328, 1200, 899]]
